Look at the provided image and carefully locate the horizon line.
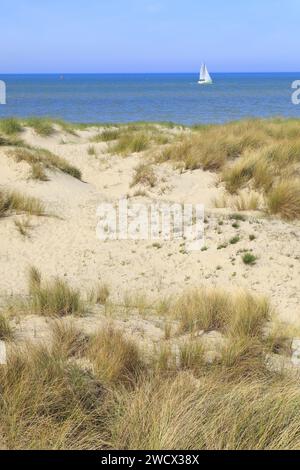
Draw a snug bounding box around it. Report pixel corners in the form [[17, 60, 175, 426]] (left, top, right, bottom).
[[1, 71, 300, 76]]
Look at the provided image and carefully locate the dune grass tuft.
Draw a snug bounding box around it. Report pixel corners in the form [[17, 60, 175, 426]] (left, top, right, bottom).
[[1, 280, 300, 450], [174, 288, 270, 338], [25, 118, 55, 136], [242, 253, 257, 265], [87, 326, 144, 386], [30, 163, 49, 181], [14, 217, 32, 237], [12, 147, 82, 180], [28, 267, 84, 317], [0, 313, 14, 341], [92, 129, 120, 142], [110, 132, 150, 155], [267, 179, 300, 220], [0, 118, 23, 135], [131, 163, 157, 188], [0, 190, 45, 218], [51, 320, 88, 358]]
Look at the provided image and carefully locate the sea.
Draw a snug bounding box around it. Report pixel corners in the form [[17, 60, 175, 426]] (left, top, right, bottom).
[[0, 73, 299, 125]]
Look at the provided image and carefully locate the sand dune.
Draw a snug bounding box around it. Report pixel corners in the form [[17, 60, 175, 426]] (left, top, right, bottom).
[[0, 124, 300, 328]]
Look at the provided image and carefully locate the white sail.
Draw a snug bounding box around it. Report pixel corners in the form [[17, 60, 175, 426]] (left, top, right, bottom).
[[204, 65, 212, 83], [199, 63, 206, 81], [198, 63, 213, 84]]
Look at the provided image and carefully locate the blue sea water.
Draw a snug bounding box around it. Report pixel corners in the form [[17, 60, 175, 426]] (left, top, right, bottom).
[[0, 73, 299, 125]]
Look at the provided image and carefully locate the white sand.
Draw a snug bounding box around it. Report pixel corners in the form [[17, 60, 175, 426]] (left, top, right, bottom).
[[1, 125, 300, 331]]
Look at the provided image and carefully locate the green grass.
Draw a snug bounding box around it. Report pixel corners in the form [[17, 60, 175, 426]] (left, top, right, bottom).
[[242, 253, 257, 265], [92, 129, 120, 142], [230, 236, 240, 245], [0, 134, 25, 147], [25, 118, 55, 136], [0, 118, 23, 135], [110, 132, 150, 155], [230, 213, 247, 222]]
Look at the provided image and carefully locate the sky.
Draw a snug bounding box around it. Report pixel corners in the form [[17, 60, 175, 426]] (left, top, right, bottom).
[[1, 0, 299, 73]]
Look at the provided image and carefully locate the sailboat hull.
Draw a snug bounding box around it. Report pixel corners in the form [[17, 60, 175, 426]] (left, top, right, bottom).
[[198, 80, 212, 85]]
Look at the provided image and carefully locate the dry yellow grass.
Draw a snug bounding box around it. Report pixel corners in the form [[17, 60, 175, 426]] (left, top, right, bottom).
[[0, 190, 45, 218], [11, 147, 82, 180], [1, 283, 300, 449], [86, 326, 144, 386], [174, 288, 271, 337], [0, 313, 14, 341], [267, 179, 300, 220], [131, 163, 157, 188], [28, 267, 85, 317], [89, 282, 110, 305], [153, 118, 300, 220]]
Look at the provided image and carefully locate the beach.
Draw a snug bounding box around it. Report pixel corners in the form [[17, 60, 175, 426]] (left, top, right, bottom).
[[1, 117, 300, 449]]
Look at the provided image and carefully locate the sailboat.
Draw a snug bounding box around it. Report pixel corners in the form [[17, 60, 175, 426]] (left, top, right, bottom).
[[198, 63, 213, 85]]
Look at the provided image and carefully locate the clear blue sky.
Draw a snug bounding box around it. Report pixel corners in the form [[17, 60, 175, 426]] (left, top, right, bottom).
[[1, 0, 299, 73]]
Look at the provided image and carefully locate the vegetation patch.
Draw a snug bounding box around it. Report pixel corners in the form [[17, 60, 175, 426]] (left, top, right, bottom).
[[131, 163, 157, 188], [12, 147, 82, 180], [28, 267, 85, 317], [0, 118, 23, 135], [0, 190, 45, 218], [242, 253, 257, 265], [25, 118, 55, 136]]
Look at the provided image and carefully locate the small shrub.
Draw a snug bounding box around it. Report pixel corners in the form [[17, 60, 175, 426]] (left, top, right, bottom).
[[242, 253, 257, 265]]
